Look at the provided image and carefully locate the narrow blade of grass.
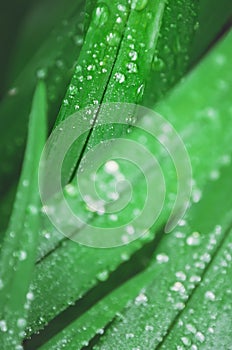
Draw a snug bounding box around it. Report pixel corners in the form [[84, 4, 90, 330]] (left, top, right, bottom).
[[0, 81, 47, 348]]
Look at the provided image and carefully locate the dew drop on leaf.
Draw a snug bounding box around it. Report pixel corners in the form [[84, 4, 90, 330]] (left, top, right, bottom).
[[114, 72, 125, 84], [129, 50, 138, 61], [175, 271, 186, 281], [186, 232, 201, 246], [137, 83, 145, 99], [104, 160, 119, 174], [126, 333, 134, 339], [65, 184, 78, 197], [195, 331, 205, 343], [18, 250, 27, 261], [22, 179, 29, 187], [36, 68, 47, 79], [93, 4, 110, 27], [156, 253, 169, 263], [204, 291, 216, 301], [97, 270, 109, 282], [26, 291, 34, 301], [181, 336, 191, 346], [126, 62, 138, 73], [17, 318, 26, 328], [135, 291, 148, 305], [107, 31, 120, 46], [8, 87, 18, 96], [0, 320, 7, 332], [186, 323, 196, 334], [131, 0, 148, 11]]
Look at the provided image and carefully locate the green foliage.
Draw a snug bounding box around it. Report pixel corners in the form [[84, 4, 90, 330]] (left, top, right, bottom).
[[0, 81, 47, 348], [0, 0, 232, 349]]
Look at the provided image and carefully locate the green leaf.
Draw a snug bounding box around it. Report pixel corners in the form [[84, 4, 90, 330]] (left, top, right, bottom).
[[39, 149, 232, 350], [0, 0, 84, 199], [91, 156, 232, 350], [25, 28, 232, 341], [2, 2, 232, 349], [55, 0, 198, 184], [160, 228, 232, 350], [0, 81, 47, 349], [190, 0, 232, 63]]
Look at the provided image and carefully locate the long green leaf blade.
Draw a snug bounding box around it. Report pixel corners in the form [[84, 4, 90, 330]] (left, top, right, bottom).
[[25, 29, 232, 338], [39, 153, 232, 349], [0, 81, 47, 348]]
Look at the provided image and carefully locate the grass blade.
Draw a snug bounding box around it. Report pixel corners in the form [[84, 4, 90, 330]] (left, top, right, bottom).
[[0, 81, 47, 348], [0, 0, 84, 199], [24, 29, 232, 339], [38, 141, 232, 349]]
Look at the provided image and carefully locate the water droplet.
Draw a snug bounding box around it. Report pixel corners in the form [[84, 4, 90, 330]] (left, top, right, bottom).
[[0, 279, 3, 290], [129, 50, 138, 61], [192, 188, 202, 203], [189, 275, 201, 283], [215, 54, 226, 66], [137, 83, 145, 99], [156, 253, 169, 263], [145, 325, 154, 331], [171, 282, 186, 294], [174, 302, 185, 310], [8, 87, 18, 96], [220, 154, 231, 165], [181, 337, 191, 346], [17, 318, 26, 328], [15, 345, 23, 350], [93, 4, 109, 27], [131, 0, 148, 11], [65, 184, 78, 197], [96, 328, 104, 335], [19, 250, 27, 261], [22, 179, 29, 187], [117, 4, 126, 12], [81, 340, 89, 347], [121, 252, 129, 261], [126, 333, 134, 339], [109, 214, 118, 221], [209, 169, 220, 181], [195, 331, 205, 343], [73, 34, 83, 46], [97, 270, 109, 282], [205, 291, 215, 301], [104, 160, 119, 173], [107, 31, 120, 46], [36, 68, 47, 79], [75, 65, 82, 73], [186, 323, 196, 334], [28, 204, 38, 215], [175, 271, 186, 281], [178, 219, 186, 227], [126, 62, 138, 73], [26, 291, 34, 301], [135, 292, 148, 305], [186, 232, 201, 246], [125, 225, 135, 235], [0, 320, 7, 332], [87, 65, 95, 71], [114, 72, 125, 83], [63, 99, 69, 107], [69, 84, 78, 95]]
